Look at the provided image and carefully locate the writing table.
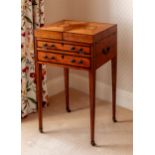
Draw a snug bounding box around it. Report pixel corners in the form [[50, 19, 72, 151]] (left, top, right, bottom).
[[34, 20, 117, 146]]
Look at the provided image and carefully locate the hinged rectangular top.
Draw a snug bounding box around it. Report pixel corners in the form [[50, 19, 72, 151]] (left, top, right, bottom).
[[35, 20, 117, 43]]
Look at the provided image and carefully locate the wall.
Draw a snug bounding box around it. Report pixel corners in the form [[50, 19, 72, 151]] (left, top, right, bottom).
[[45, 0, 133, 109], [44, 0, 68, 94]]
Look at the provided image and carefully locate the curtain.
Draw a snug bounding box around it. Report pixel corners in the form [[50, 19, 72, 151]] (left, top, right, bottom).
[[21, 0, 48, 118]]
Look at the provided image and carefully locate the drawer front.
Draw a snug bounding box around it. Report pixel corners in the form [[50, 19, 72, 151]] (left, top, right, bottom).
[[38, 52, 90, 68], [37, 41, 90, 54]]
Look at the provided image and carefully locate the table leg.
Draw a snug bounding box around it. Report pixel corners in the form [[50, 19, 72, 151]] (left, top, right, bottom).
[[64, 68, 71, 112], [36, 63, 43, 133], [89, 70, 96, 146], [111, 56, 117, 122]]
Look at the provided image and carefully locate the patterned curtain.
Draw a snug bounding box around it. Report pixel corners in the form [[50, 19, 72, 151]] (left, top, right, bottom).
[[21, 0, 48, 118]]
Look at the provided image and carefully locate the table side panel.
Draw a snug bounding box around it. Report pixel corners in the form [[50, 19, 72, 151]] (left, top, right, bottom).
[[94, 33, 117, 69], [94, 26, 117, 43]]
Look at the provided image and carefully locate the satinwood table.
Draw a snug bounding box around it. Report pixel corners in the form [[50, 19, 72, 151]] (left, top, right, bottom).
[[34, 20, 117, 146]]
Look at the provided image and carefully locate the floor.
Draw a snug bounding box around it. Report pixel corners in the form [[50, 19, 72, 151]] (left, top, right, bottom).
[[22, 88, 133, 155]]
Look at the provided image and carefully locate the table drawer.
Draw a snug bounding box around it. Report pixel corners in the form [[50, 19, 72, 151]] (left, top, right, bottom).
[[38, 52, 90, 68], [37, 41, 90, 54]]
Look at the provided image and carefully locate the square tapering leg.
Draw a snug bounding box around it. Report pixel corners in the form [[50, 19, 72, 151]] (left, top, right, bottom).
[[36, 63, 43, 132], [111, 56, 117, 122], [64, 68, 71, 112], [89, 70, 96, 146]]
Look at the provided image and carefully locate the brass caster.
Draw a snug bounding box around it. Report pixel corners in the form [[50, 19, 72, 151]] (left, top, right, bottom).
[[39, 128, 43, 133], [113, 117, 117, 123], [66, 107, 71, 113], [91, 140, 96, 146]]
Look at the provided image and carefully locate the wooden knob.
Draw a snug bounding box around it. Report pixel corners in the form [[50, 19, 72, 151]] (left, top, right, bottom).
[[61, 55, 64, 59], [51, 44, 55, 48], [78, 60, 83, 64], [78, 48, 83, 54], [102, 47, 110, 55], [43, 43, 48, 49], [51, 56, 55, 60], [71, 47, 75, 51], [44, 55, 48, 59], [70, 59, 76, 63], [107, 47, 110, 51]]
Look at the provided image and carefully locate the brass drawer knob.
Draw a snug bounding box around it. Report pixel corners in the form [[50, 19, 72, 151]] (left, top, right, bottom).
[[78, 60, 83, 64], [43, 43, 48, 49], [44, 55, 48, 59], [51, 56, 55, 60], [70, 59, 76, 63], [78, 48, 83, 54], [51, 44, 55, 48], [102, 47, 111, 55], [71, 47, 75, 51]]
